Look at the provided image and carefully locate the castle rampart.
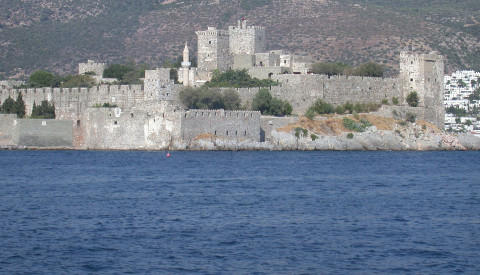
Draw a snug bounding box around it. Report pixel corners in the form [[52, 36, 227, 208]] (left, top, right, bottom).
[[0, 85, 144, 118], [181, 109, 261, 142], [227, 74, 405, 115]]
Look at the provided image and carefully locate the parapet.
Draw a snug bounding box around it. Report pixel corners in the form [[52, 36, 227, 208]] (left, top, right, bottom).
[[185, 109, 261, 119], [195, 28, 230, 37]]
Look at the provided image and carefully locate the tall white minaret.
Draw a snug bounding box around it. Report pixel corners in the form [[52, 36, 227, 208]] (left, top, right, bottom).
[[181, 41, 191, 86]]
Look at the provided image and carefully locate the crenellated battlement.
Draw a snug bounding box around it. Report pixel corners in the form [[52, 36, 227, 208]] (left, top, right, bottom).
[[0, 84, 145, 118], [181, 108, 261, 141], [185, 109, 260, 119], [195, 28, 230, 37]]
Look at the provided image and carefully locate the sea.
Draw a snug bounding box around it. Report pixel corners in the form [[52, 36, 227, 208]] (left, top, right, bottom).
[[0, 150, 479, 274]]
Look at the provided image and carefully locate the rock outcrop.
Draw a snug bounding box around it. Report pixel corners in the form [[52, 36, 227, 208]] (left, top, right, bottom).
[[185, 115, 480, 151]]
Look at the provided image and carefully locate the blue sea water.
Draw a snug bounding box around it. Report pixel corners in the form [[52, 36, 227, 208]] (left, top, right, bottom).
[[0, 150, 479, 274]]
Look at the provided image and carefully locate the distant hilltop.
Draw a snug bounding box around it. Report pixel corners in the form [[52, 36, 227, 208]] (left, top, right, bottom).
[[0, 1, 479, 77]]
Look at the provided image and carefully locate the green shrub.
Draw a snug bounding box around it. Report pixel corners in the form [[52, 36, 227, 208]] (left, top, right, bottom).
[[381, 98, 389, 105], [313, 99, 335, 114], [392, 97, 399, 105], [405, 112, 416, 123], [343, 117, 373, 132], [305, 107, 315, 120], [347, 133, 354, 139], [406, 91, 419, 107], [93, 102, 118, 108], [335, 105, 345, 114], [302, 128, 308, 137], [311, 134, 318, 141], [294, 127, 302, 138]]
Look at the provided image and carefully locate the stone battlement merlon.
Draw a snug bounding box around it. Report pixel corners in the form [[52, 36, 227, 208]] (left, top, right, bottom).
[[229, 26, 265, 31], [195, 30, 230, 37], [185, 109, 261, 119]]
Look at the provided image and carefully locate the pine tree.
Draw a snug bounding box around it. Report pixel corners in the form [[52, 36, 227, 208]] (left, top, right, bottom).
[[13, 93, 26, 118], [1, 96, 15, 114]]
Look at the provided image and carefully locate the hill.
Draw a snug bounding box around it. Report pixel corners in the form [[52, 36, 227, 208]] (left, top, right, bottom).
[[0, 0, 479, 79]]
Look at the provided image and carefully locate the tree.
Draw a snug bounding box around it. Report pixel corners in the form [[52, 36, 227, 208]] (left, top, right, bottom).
[[13, 93, 26, 118], [251, 88, 291, 116], [61, 74, 96, 88], [1, 96, 15, 114], [353, 62, 384, 77], [310, 62, 349, 76], [252, 88, 272, 114], [31, 100, 55, 119], [222, 89, 241, 110], [169, 69, 179, 84], [179, 87, 241, 110], [103, 63, 134, 80], [469, 87, 480, 102], [204, 69, 279, 88], [269, 97, 285, 116], [406, 91, 419, 107], [283, 100, 293, 115], [313, 99, 334, 114], [29, 70, 59, 87]]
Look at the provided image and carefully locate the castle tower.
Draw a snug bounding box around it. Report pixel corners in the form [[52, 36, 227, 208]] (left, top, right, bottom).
[[228, 19, 266, 55], [195, 27, 231, 77], [181, 41, 191, 86], [400, 51, 445, 127]]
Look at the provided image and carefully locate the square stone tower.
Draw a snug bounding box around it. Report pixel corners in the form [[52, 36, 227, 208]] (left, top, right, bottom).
[[400, 51, 445, 126], [78, 60, 106, 76], [228, 20, 266, 55], [196, 27, 231, 74]]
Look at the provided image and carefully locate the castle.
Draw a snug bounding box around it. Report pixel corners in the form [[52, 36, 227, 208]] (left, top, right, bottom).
[[0, 21, 445, 150]]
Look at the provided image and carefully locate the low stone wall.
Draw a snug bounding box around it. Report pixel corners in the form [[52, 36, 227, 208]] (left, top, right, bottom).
[[11, 119, 73, 147], [0, 114, 17, 146]]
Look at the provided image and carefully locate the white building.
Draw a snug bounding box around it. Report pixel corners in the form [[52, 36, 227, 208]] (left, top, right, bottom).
[[444, 70, 480, 133]]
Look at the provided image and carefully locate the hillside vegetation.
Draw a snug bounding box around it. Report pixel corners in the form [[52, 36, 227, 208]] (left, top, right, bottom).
[[0, 0, 479, 78]]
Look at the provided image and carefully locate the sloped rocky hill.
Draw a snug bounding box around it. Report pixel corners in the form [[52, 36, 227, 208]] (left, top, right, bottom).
[[0, 0, 479, 78]]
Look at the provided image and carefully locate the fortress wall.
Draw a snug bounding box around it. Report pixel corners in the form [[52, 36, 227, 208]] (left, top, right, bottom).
[[233, 74, 405, 115], [181, 109, 261, 142], [0, 85, 144, 117], [0, 114, 17, 145], [13, 119, 73, 148], [79, 101, 183, 150]]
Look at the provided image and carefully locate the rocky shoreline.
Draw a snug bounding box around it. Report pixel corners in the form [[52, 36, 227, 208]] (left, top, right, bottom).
[[3, 115, 480, 151]]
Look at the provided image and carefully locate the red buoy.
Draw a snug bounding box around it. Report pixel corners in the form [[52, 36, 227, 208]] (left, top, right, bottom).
[[166, 152, 171, 157]]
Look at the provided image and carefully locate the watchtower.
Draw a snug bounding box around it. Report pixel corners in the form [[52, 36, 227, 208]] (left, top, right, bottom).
[[195, 27, 231, 74], [228, 19, 266, 55], [400, 51, 445, 126], [400, 51, 444, 108]]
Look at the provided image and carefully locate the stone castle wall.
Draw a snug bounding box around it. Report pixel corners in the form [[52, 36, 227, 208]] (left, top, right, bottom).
[[0, 114, 72, 147], [181, 109, 261, 142], [231, 74, 405, 114], [77, 101, 183, 150], [0, 85, 144, 118]]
